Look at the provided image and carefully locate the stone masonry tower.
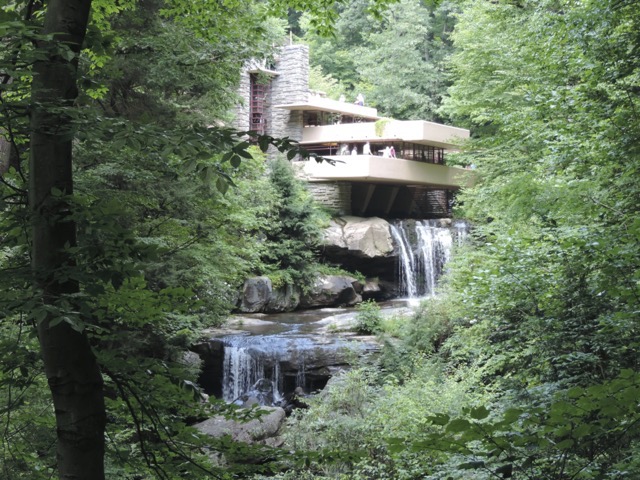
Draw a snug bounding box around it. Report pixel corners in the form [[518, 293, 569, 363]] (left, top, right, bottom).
[[234, 44, 309, 148], [268, 45, 309, 141]]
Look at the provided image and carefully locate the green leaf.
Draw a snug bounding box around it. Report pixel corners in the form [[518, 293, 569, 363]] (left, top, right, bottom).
[[427, 413, 451, 426], [216, 176, 229, 194], [48, 317, 65, 328], [446, 418, 471, 433], [458, 461, 485, 470], [230, 154, 241, 168], [234, 148, 253, 159], [470, 406, 490, 420], [555, 438, 575, 450], [502, 408, 523, 424], [258, 135, 270, 152]]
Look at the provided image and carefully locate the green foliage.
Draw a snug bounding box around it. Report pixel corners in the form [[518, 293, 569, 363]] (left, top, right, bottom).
[[308, 64, 346, 99], [277, 0, 640, 477], [404, 295, 461, 355], [261, 158, 327, 289], [374, 117, 391, 137], [0, 323, 56, 479], [0, 0, 333, 477], [315, 264, 366, 283], [420, 0, 640, 475], [303, 0, 457, 120], [278, 359, 483, 479], [396, 369, 640, 479], [354, 299, 382, 334]]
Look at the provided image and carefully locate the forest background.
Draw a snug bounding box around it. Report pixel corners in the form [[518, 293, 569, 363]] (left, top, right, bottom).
[[0, 0, 638, 479]]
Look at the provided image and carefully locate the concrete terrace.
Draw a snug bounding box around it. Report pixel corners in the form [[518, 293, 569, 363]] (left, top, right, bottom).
[[236, 44, 475, 217], [296, 155, 472, 189]]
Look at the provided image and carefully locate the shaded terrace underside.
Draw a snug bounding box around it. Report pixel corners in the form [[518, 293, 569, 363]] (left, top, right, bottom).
[[349, 183, 453, 218]]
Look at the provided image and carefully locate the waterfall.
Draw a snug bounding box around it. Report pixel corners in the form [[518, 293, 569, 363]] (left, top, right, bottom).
[[389, 224, 418, 298], [452, 219, 470, 245], [218, 334, 358, 403], [391, 220, 468, 298], [221, 335, 293, 402]]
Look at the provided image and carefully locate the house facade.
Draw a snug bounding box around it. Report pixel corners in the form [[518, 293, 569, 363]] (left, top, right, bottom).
[[235, 44, 473, 219]]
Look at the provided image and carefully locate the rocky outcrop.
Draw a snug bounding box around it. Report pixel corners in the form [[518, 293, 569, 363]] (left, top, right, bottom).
[[324, 216, 394, 258], [266, 283, 300, 312], [322, 216, 396, 299], [299, 275, 362, 308], [194, 406, 286, 445], [196, 330, 381, 402], [239, 276, 273, 313], [237, 274, 362, 312]]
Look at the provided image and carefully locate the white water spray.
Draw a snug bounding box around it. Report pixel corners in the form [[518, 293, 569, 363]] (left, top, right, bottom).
[[391, 220, 468, 298]]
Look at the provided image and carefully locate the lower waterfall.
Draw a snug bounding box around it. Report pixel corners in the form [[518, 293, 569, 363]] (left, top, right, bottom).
[[214, 327, 370, 403]]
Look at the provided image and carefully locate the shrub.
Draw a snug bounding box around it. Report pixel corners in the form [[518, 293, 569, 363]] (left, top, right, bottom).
[[355, 300, 383, 335]]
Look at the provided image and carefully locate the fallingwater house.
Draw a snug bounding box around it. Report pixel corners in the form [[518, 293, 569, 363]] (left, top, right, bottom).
[[194, 46, 476, 404], [234, 44, 473, 219]]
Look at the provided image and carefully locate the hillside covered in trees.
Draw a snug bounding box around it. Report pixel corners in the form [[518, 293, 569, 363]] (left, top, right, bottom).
[[1, 0, 639, 479]]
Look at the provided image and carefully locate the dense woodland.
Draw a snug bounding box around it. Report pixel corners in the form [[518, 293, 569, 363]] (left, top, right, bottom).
[[1, 0, 639, 478]]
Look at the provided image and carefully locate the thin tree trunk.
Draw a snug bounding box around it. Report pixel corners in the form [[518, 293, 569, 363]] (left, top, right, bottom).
[[29, 1, 105, 479]]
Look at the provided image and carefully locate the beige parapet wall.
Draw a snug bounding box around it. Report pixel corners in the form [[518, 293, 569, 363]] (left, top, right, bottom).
[[299, 120, 469, 149], [296, 155, 476, 189]]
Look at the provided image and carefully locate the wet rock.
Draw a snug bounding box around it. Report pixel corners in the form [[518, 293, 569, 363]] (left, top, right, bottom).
[[194, 406, 286, 444], [280, 386, 310, 415], [233, 379, 276, 407], [266, 283, 300, 312], [179, 350, 203, 371], [299, 275, 362, 308], [324, 216, 394, 258], [238, 276, 272, 312], [197, 334, 376, 401]]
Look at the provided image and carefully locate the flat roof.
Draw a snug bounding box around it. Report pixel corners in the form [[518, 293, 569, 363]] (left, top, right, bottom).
[[275, 95, 380, 120]]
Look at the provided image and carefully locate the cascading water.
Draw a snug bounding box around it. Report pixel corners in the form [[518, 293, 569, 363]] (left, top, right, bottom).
[[221, 335, 301, 402], [391, 220, 468, 298], [200, 219, 469, 405], [217, 332, 363, 403], [389, 224, 418, 297], [452, 219, 470, 246]]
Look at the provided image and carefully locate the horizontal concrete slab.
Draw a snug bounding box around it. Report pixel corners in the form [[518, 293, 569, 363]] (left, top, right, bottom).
[[296, 155, 476, 189], [275, 96, 380, 120], [300, 120, 469, 148]]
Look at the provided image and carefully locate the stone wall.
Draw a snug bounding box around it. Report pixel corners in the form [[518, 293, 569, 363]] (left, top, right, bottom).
[[411, 188, 450, 218], [306, 181, 352, 215], [268, 45, 309, 148], [233, 70, 251, 132]]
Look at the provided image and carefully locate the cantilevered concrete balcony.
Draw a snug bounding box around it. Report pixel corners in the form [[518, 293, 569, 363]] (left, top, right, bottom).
[[300, 120, 469, 149], [296, 155, 475, 190], [275, 95, 380, 120]]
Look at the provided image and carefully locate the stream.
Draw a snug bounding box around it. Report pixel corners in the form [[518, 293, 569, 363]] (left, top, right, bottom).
[[197, 220, 469, 405]]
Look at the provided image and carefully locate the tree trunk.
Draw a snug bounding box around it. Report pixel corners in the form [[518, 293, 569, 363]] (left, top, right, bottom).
[[29, 1, 106, 479]]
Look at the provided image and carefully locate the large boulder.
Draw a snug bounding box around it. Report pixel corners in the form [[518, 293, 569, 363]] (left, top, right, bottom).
[[324, 216, 394, 258], [194, 406, 286, 444], [265, 283, 300, 312], [299, 275, 362, 308], [238, 276, 272, 313]]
